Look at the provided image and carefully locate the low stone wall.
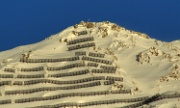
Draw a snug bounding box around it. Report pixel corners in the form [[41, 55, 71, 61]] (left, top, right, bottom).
[[28, 96, 148, 108], [14, 90, 131, 103], [77, 30, 88, 36], [67, 37, 94, 45], [75, 51, 86, 56], [67, 42, 95, 51], [4, 68, 15, 73], [17, 74, 45, 79], [2, 92, 180, 107], [0, 99, 11, 105], [0, 74, 13, 78], [100, 65, 117, 71], [5, 81, 101, 95], [121, 93, 180, 108], [48, 69, 89, 78], [103, 80, 115, 85], [87, 62, 99, 67], [20, 56, 80, 63], [47, 62, 85, 71], [0, 81, 11, 86], [91, 69, 116, 74], [21, 67, 44, 72], [89, 52, 105, 58], [0, 76, 124, 87], [23, 76, 104, 85], [106, 76, 123, 81], [82, 56, 112, 65]]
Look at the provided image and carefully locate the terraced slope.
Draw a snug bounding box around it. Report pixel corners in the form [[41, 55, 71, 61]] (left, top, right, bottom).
[[0, 21, 180, 108]]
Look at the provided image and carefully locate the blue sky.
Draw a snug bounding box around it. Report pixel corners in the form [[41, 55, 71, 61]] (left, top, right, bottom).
[[0, 0, 179, 51]]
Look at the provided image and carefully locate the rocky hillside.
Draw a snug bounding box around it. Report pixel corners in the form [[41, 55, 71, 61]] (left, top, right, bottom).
[[0, 21, 179, 108]]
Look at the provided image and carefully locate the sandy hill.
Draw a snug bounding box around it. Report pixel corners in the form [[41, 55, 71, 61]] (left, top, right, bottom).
[[0, 21, 180, 108]]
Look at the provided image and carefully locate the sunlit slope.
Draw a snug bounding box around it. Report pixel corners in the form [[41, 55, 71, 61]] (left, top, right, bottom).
[[0, 21, 179, 108]]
